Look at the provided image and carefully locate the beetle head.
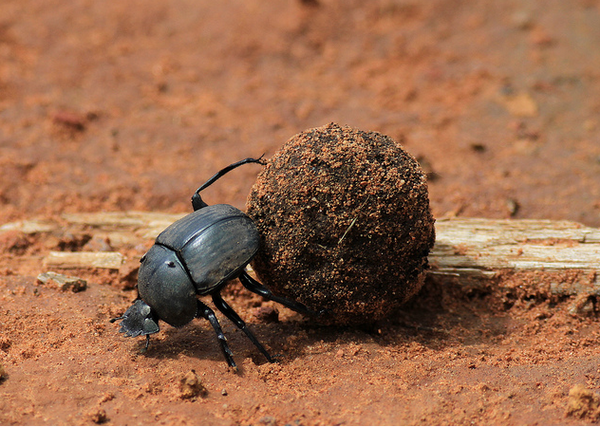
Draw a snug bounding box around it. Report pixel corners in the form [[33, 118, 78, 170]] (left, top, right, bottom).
[[111, 299, 160, 338]]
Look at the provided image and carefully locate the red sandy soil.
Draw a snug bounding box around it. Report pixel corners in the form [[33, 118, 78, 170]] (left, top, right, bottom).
[[2, 0, 600, 425]]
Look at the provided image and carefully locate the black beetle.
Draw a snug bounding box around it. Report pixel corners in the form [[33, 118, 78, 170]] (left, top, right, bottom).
[[111, 157, 313, 369]]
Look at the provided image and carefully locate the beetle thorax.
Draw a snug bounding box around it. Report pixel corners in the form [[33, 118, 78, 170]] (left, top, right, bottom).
[[137, 245, 197, 327]]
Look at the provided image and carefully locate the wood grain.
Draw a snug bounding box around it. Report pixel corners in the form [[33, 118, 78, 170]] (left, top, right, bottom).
[[3, 214, 599, 291]]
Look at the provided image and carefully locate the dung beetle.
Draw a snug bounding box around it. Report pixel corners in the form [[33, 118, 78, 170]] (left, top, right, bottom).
[[111, 157, 313, 369]]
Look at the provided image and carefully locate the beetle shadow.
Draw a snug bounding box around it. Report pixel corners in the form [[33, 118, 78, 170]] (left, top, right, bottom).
[[128, 273, 524, 368], [268, 275, 518, 363], [134, 324, 238, 364], [135, 317, 317, 369]]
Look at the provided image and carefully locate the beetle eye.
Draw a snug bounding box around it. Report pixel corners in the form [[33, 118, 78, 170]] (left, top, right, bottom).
[[140, 254, 146, 263], [166, 261, 176, 268]]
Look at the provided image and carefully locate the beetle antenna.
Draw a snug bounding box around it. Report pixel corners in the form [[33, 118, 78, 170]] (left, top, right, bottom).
[[191, 156, 265, 211]]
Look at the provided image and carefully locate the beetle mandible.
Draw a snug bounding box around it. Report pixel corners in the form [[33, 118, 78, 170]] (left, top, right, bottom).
[[111, 157, 313, 369]]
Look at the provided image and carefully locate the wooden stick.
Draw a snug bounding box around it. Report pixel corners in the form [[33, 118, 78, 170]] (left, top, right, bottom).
[[44, 251, 124, 270], [430, 218, 600, 280], [3, 214, 599, 289]]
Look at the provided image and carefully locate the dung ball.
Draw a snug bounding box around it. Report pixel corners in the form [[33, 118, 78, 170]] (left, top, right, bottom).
[[246, 123, 435, 325]]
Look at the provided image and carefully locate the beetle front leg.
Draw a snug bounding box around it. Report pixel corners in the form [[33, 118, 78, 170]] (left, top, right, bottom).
[[211, 292, 275, 364], [239, 271, 317, 316], [196, 301, 237, 369]]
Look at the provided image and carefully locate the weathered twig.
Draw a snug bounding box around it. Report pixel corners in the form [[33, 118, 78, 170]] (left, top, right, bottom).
[[430, 218, 599, 274], [43, 251, 124, 270], [2, 214, 599, 292]]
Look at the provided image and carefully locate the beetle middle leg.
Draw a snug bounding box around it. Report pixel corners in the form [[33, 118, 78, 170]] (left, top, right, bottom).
[[239, 271, 317, 316], [211, 292, 275, 364], [196, 300, 237, 368]]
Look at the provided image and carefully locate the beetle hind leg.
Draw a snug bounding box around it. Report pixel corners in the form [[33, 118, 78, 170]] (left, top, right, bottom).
[[211, 293, 275, 364], [239, 271, 317, 316], [196, 301, 237, 369]]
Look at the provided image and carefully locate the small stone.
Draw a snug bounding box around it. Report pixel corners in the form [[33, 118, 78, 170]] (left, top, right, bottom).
[[82, 235, 113, 252], [89, 408, 108, 424], [566, 384, 600, 420], [498, 92, 538, 117], [506, 198, 520, 217], [259, 415, 277, 426], [52, 110, 86, 131], [179, 370, 207, 399], [511, 10, 533, 30], [97, 392, 115, 404], [37, 271, 87, 292]]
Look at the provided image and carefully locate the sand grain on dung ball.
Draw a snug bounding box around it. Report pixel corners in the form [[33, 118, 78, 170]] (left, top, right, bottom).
[[246, 123, 435, 325]]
